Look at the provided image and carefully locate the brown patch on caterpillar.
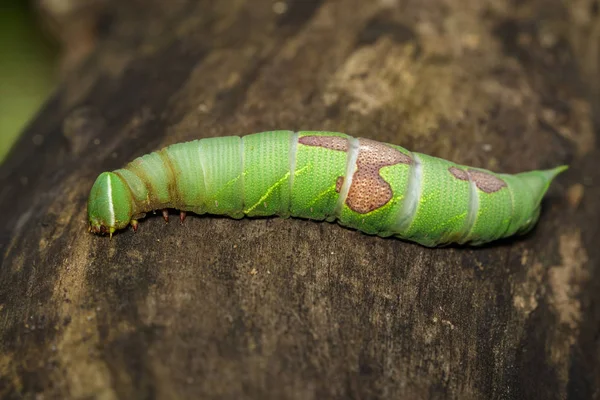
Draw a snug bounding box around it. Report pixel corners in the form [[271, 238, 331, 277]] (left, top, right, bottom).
[[448, 166, 506, 193], [346, 139, 412, 214], [468, 169, 506, 193], [298, 135, 349, 151], [449, 166, 469, 181], [124, 160, 155, 208], [158, 149, 179, 204], [335, 176, 344, 193]]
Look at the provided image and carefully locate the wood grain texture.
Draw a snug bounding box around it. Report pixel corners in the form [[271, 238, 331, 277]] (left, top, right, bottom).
[[1, 0, 599, 398]]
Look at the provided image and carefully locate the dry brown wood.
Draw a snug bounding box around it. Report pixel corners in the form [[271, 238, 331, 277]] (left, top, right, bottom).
[[1, 0, 599, 398]]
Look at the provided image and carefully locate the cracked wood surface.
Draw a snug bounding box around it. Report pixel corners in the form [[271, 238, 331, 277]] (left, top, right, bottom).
[[1, 0, 599, 399]]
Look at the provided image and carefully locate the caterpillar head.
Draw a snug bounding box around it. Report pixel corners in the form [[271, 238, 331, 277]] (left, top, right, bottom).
[[87, 172, 133, 237]]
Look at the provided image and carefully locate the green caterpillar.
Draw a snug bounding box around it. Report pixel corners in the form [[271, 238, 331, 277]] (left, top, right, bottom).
[[87, 131, 567, 246]]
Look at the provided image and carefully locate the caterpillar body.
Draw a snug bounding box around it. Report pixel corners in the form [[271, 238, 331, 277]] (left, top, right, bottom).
[[87, 131, 566, 246]]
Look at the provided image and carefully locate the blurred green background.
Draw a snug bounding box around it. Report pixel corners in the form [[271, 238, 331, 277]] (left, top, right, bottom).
[[0, 0, 58, 163]]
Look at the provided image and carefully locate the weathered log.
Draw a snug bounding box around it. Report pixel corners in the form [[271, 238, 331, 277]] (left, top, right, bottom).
[[1, 0, 599, 398]]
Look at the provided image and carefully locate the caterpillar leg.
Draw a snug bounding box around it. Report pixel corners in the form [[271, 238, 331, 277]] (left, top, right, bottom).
[[180, 211, 186, 224]]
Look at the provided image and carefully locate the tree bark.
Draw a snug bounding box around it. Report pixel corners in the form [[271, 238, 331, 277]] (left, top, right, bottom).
[[1, 0, 599, 398]]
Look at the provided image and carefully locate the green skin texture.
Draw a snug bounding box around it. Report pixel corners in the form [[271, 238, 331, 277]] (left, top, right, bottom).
[[87, 131, 567, 246]]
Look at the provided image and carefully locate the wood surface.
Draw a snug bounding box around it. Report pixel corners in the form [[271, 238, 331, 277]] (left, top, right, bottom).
[[1, 0, 599, 398]]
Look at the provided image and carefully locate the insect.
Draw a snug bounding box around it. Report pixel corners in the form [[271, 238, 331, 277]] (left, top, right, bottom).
[[87, 131, 567, 246]]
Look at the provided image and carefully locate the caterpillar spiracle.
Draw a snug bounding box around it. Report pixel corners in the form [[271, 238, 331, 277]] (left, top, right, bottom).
[[87, 131, 567, 246]]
